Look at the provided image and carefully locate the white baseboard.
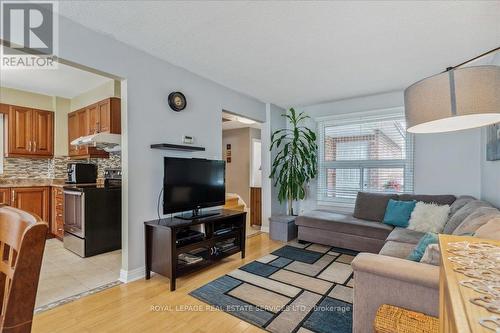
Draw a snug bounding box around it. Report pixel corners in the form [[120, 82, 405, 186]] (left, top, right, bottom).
[[119, 267, 145, 283], [261, 226, 269, 233]]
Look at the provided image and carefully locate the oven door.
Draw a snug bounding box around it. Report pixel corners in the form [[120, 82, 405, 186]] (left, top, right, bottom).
[[64, 190, 85, 238]]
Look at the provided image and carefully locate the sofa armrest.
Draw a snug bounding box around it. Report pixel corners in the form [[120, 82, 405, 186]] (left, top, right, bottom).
[[351, 253, 439, 333]]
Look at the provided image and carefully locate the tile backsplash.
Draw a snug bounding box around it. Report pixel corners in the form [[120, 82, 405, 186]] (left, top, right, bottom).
[[1, 153, 121, 179]]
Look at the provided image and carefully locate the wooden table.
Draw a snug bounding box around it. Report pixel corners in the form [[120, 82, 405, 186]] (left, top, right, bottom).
[[439, 234, 500, 333]]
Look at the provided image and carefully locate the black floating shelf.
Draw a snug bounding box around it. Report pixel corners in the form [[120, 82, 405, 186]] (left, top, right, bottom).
[[150, 143, 205, 152]]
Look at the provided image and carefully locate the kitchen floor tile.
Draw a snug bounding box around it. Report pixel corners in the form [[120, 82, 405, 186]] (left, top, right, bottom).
[[36, 239, 121, 309]]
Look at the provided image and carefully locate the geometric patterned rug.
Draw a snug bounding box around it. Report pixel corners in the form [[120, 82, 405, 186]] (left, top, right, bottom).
[[190, 241, 357, 333]]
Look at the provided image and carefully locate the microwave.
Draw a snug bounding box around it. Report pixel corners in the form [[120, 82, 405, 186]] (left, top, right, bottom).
[[67, 163, 97, 184]]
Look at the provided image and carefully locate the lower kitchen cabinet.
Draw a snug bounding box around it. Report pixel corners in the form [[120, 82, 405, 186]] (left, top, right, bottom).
[[11, 186, 50, 224], [0, 188, 11, 205], [51, 186, 64, 240]]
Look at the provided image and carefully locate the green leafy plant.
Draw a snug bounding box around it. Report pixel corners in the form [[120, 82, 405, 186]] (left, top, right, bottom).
[[270, 108, 318, 215]]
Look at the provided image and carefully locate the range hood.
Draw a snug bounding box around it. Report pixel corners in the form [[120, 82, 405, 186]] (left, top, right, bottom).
[[71, 133, 121, 152]]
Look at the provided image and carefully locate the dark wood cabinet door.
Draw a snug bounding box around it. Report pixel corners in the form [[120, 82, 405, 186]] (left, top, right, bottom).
[[32, 109, 54, 156], [68, 111, 79, 156], [12, 187, 50, 223], [0, 188, 11, 205], [87, 103, 99, 135], [8, 106, 32, 155]]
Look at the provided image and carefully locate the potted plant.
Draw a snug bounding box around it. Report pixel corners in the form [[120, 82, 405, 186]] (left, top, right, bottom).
[[270, 108, 318, 216]]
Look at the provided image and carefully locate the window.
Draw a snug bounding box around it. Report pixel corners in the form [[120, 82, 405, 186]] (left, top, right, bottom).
[[317, 108, 414, 206]]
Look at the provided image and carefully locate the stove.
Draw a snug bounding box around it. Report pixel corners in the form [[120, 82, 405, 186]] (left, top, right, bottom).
[[63, 168, 122, 257]]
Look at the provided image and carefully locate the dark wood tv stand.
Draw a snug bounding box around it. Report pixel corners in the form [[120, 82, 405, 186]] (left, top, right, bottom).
[[144, 209, 246, 291]]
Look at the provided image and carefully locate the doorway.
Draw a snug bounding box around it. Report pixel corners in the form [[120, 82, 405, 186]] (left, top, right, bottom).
[[221, 111, 263, 237], [0, 47, 125, 311]]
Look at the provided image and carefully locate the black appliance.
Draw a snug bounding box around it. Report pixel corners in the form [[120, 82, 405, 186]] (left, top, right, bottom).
[[175, 229, 205, 247], [67, 163, 98, 184], [163, 157, 225, 219], [63, 168, 122, 257]]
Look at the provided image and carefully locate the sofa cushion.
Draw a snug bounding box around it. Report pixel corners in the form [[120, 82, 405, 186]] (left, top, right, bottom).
[[383, 199, 416, 227], [420, 244, 441, 266], [296, 210, 394, 240], [407, 232, 438, 262], [452, 207, 500, 236], [474, 217, 500, 240], [407, 202, 450, 233], [379, 241, 416, 259], [353, 192, 398, 222], [386, 227, 426, 244], [449, 195, 476, 216], [398, 194, 456, 206], [442, 200, 493, 234]]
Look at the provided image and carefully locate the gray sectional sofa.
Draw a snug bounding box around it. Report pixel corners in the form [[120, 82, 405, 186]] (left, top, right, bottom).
[[295, 192, 500, 333]]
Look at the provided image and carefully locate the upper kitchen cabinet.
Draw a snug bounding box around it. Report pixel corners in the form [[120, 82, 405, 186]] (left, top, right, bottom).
[[67, 97, 120, 158], [4, 105, 54, 158], [68, 111, 79, 156], [97, 98, 121, 134], [32, 109, 55, 156]]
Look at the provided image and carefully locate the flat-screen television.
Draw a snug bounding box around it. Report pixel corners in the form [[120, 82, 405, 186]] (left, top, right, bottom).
[[163, 157, 225, 215]]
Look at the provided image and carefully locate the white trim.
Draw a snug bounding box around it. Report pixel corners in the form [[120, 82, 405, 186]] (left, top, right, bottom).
[[314, 106, 404, 122], [119, 267, 145, 283], [260, 226, 269, 233]]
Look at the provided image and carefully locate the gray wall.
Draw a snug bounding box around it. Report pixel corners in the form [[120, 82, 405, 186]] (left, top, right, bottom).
[[481, 128, 500, 207], [296, 91, 483, 213], [51, 16, 267, 276]]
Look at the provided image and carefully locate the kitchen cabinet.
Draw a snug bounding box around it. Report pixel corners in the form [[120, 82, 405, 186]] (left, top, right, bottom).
[[51, 187, 64, 240], [68, 111, 79, 156], [87, 103, 99, 135], [0, 188, 11, 205], [76, 108, 89, 155], [67, 97, 120, 158], [68, 108, 108, 159], [4, 105, 54, 158], [32, 109, 54, 156], [11, 186, 50, 224], [97, 98, 121, 134]]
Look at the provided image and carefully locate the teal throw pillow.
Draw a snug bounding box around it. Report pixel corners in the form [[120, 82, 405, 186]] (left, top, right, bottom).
[[407, 232, 439, 262], [382, 199, 417, 227]]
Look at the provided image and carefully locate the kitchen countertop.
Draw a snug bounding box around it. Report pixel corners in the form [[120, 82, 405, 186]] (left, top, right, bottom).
[[0, 178, 75, 188]]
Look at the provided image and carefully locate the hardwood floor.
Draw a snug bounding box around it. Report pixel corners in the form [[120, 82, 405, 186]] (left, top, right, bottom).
[[32, 233, 283, 333]]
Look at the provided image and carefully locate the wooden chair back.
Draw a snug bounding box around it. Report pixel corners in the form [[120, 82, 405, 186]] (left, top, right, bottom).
[[0, 205, 48, 333]]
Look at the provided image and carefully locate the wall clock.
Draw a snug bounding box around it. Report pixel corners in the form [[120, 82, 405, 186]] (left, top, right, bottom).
[[168, 92, 187, 112]]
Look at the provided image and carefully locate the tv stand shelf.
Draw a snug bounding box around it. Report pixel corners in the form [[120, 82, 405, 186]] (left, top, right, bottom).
[[144, 209, 246, 291]]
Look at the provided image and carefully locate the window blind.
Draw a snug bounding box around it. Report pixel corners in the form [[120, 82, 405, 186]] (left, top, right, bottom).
[[317, 109, 414, 206]]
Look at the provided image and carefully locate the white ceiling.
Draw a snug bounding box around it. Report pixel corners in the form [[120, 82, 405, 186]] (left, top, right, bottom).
[[222, 111, 262, 131], [57, 1, 500, 107], [0, 61, 112, 98]]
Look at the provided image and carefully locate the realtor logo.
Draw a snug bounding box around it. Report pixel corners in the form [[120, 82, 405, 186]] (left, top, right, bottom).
[[1, 1, 58, 69]]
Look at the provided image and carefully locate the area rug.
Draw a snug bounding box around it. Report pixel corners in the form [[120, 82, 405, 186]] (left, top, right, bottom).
[[190, 242, 357, 333]]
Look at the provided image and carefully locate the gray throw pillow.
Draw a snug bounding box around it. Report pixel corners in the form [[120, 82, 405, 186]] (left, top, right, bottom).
[[448, 195, 476, 216], [442, 200, 492, 234], [353, 192, 398, 222], [452, 207, 500, 236]]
